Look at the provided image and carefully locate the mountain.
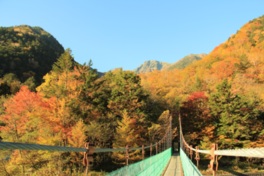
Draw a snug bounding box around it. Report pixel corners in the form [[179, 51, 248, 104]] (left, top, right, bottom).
[[140, 14, 264, 103], [0, 25, 64, 85], [134, 60, 170, 73], [135, 54, 206, 73], [138, 15, 264, 155], [189, 14, 264, 87], [166, 54, 206, 70]]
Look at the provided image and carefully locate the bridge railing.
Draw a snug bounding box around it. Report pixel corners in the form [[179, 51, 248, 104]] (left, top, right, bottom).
[[0, 141, 173, 175], [180, 148, 202, 176], [107, 147, 171, 176], [179, 115, 264, 176], [0, 116, 173, 176]]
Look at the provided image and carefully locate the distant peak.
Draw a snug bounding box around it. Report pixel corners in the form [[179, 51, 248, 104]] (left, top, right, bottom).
[[134, 54, 206, 73], [134, 60, 170, 73]]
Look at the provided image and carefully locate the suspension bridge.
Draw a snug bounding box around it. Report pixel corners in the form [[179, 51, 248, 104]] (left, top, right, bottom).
[[0, 116, 264, 176]]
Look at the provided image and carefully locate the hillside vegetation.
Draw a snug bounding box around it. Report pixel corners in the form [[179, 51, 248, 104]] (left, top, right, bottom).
[[140, 15, 264, 146], [140, 15, 264, 104], [139, 15, 264, 172], [0, 25, 64, 92], [166, 53, 206, 70]]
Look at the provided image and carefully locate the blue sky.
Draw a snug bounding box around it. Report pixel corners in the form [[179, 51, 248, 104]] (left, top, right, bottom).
[[1, 1, 264, 72]]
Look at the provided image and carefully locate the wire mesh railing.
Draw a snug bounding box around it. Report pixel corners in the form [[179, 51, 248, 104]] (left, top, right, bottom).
[[178, 115, 264, 176], [0, 116, 173, 176], [180, 148, 202, 176], [107, 148, 171, 176]]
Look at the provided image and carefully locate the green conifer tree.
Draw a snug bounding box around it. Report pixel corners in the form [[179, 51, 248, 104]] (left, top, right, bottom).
[[209, 79, 259, 148]]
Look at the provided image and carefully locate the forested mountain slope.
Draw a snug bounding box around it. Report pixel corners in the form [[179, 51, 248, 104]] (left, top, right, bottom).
[[0, 25, 64, 87], [140, 15, 264, 150], [140, 15, 264, 104], [166, 53, 206, 70]]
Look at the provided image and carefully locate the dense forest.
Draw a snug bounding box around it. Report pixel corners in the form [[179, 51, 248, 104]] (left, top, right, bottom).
[[0, 47, 167, 175], [0, 15, 264, 175]]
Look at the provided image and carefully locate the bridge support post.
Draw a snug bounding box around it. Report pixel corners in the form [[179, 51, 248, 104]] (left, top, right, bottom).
[[156, 142, 158, 154], [83, 142, 95, 176], [142, 145, 145, 159], [162, 138, 165, 151], [209, 143, 218, 176], [195, 146, 200, 167], [190, 145, 193, 160], [126, 145, 129, 166], [150, 143, 152, 156]]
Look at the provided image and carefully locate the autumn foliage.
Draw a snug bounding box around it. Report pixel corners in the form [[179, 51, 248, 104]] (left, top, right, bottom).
[[1, 15, 264, 175]]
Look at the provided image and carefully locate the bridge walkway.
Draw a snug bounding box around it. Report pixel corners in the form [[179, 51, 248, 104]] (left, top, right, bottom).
[[163, 153, 183, 176]]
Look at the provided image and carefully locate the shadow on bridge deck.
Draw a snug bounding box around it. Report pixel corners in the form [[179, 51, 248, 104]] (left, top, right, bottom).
[[163, 153, 183, 176]]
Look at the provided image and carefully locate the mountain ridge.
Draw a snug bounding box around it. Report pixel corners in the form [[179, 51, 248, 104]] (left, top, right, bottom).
[[139, 14, 264, 102], [134, 53, 206, 73]]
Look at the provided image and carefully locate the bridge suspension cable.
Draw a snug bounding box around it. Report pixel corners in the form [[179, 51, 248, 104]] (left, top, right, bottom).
[[0, 116, 173, 176], [0, 121, 171, 154], [179, 116, 264, 158], [179, 115, 264, 176], [179, 115, 264, 158], [181, 134, 264, 158]]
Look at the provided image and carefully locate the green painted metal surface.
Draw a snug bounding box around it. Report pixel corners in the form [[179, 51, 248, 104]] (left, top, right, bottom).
[[180, 148, 202, 176], [107, 148, 171, 176]]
